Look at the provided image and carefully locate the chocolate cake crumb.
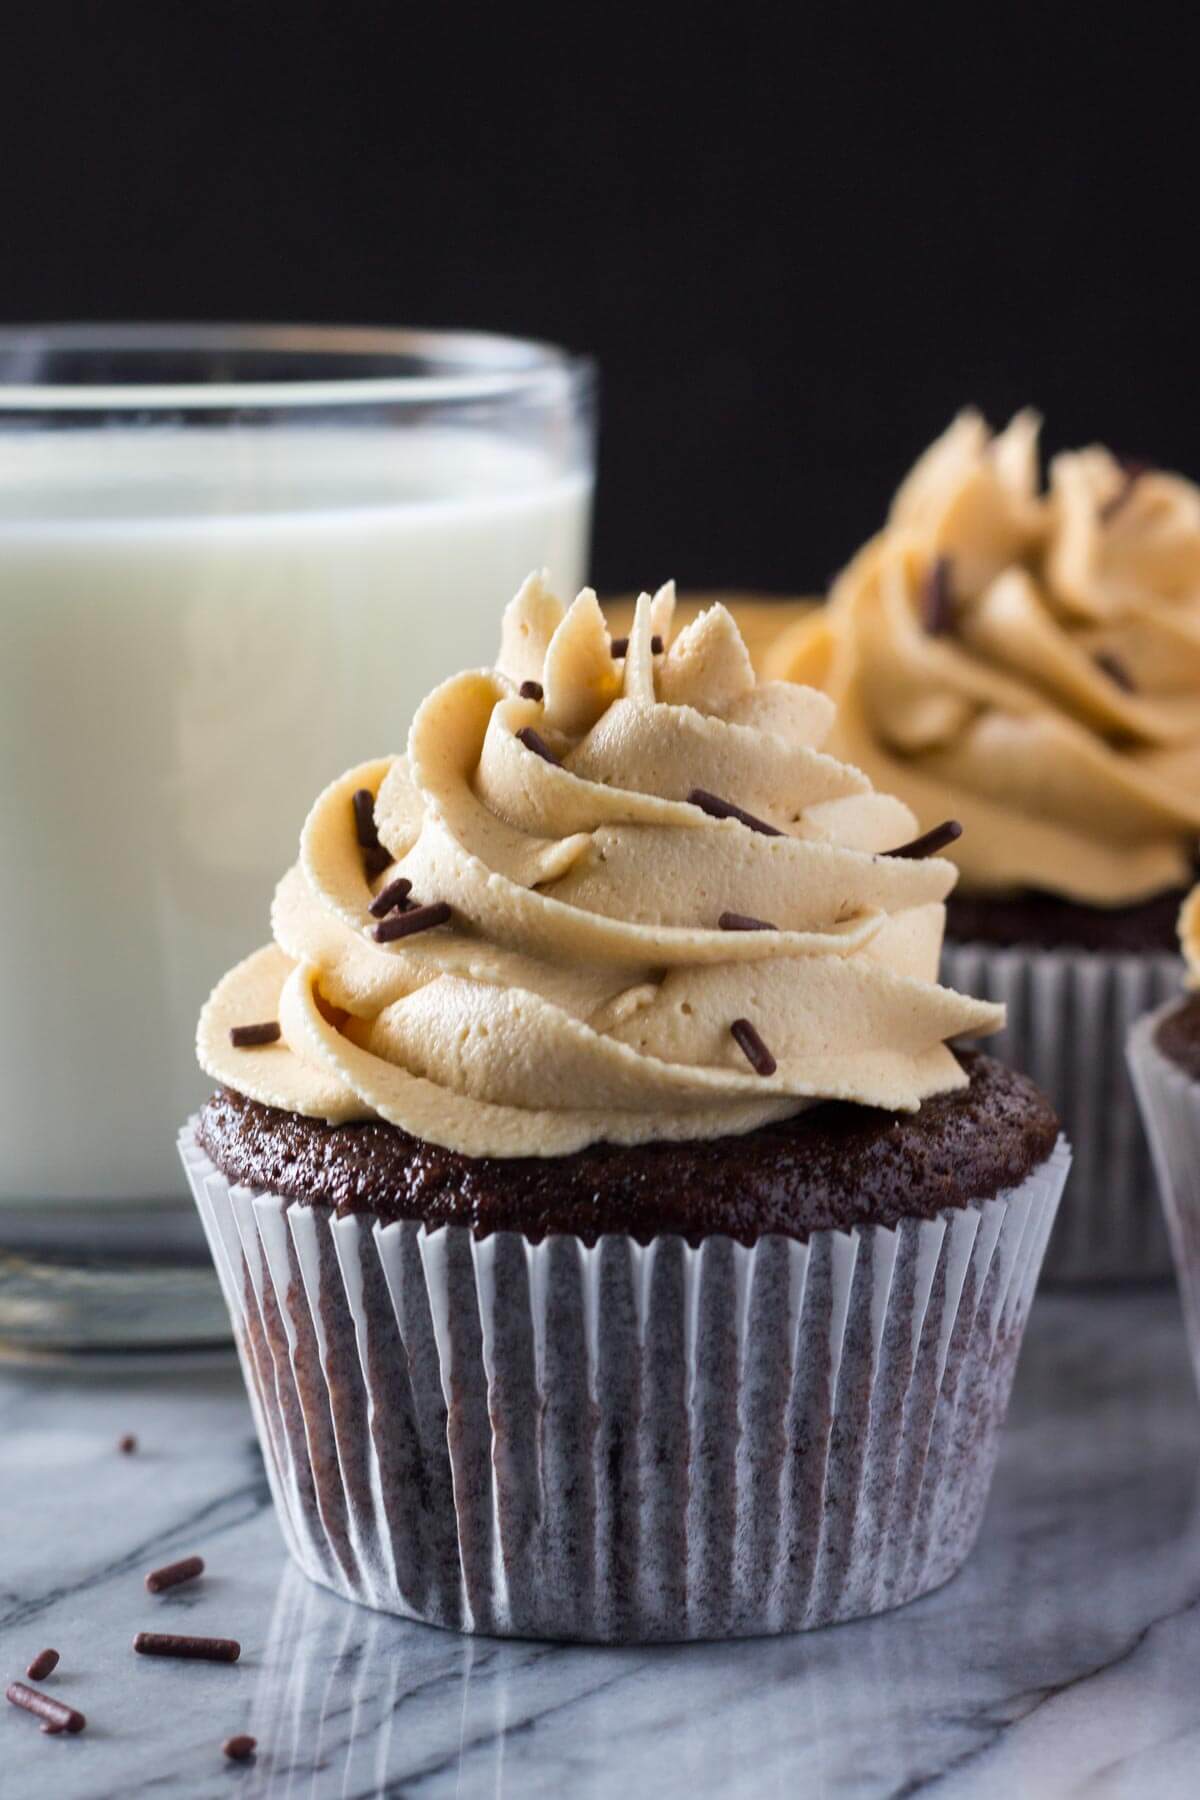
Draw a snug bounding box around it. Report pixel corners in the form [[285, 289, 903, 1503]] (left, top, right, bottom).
[[947, 882, 1189, 952], [1155, 992, 1200, 1082]]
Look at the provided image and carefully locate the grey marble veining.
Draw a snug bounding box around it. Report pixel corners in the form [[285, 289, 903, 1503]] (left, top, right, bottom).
[[2, 1290, 1200, 1798]]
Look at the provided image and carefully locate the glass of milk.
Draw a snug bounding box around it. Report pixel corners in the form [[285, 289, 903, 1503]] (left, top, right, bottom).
[[0, 323, 595, 1356]]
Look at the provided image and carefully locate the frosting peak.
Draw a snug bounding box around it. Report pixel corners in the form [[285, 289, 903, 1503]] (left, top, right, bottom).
[[768, 412, 1200, 905], [198, 577, 1002, 1157]]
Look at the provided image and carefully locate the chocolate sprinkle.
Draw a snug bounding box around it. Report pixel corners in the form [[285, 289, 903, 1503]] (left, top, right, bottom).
[[516, 726, 561, 766], [610, 635, 664, 656], [25, 1650, 59, 1682], [1099, 459, 1149, 523], [718, 911, 778, 932], [6, 1683, 85, 1734], [688, 788, 783, 837], [368, 876, 413, 919], [224, 1735, 257, 1761], [730, 1018, 777, 1077], [362, 843, 392, 881], [519, 679, 544, 701], [352, 787, 381, 850], [1094, 649, 1136, 693], [145, 1555, 205, 1594], [374, 901, 452, 944], [118, 1433, 137, 1454], [133, 1632, 240, 1664], [886, 818, 963, 859], [921, 556, 956, 635], [229, 1021, 281, 1049]]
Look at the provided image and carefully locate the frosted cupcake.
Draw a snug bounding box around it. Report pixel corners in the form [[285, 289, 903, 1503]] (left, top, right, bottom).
[[1129, 889, 1200, 1390], [180, 577, 1068, 1640], [768, 413, 1200, 1281]]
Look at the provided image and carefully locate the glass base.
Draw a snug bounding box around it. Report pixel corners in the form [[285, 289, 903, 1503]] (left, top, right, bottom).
[[0, 1201, 230, 1362]]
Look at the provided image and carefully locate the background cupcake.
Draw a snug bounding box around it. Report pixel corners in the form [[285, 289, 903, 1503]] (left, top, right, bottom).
[[182, 578, 1068, 1640], [768, 412, 1200, 1281], [1129, 889, 1200, 1391]]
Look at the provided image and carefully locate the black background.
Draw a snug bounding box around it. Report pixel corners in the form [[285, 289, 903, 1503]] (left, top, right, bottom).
[[3, 5, 1196, 594]]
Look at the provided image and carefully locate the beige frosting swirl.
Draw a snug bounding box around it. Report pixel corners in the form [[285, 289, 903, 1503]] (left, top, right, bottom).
[[767, 412, 1200, 903], [198, 577, 1002, 1157], [1180, 888, 1200, 987]]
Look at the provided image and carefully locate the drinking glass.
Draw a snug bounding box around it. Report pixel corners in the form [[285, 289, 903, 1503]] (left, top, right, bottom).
[[0, 323, 595, 1358]]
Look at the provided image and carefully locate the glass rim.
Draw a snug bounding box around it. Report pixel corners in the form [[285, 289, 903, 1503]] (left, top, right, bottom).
[[0, 321, 594, 412]]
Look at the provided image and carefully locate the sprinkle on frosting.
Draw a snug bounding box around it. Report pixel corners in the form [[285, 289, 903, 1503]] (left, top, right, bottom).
[[229, 1021, 281, 1048], [611, 635, 664, 657], [373, 901, 452, 944], [352, 789, 380, 850], [1094, 649, 1135, 693], [730, 1018, 777, 1076], [767, 411, 1200, 905], [1098, 459, 1149, 524], [519, 680, 544, 701], [921, 556, 957, 635], [196, 576, 1004, 1158], [368, 876, 413, 919], [687, 788, 784, 837], [887, 820, 964, 860], [516, 725, 561, 766]]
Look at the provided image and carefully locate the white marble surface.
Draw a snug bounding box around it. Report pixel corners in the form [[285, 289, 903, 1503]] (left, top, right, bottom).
[[3, 1289, 1200, 1798]]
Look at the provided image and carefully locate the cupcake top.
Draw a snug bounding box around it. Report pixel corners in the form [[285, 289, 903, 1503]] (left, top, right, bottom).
[[768, 412, 1200, 904], [198, 577, 1002, 1158]]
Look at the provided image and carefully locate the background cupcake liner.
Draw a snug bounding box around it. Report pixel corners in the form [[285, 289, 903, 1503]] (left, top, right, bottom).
[[943, 940, 1179, 1284], [1128, 1007, 1200, 1397], [180, 1123, 1068, 1642]]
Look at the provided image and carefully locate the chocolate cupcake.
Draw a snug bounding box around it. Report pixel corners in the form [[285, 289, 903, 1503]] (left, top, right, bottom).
[[1129, 890, 1200, 1393], [768, 413, 1200, 1280], [180, 577, 1068, 1640]]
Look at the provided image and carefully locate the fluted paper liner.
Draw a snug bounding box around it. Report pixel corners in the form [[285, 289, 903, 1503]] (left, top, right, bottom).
[[1128, 1007, 1200, 1396], [943, 941, 1178, 1283], [180, 1123, 1067, 1641]]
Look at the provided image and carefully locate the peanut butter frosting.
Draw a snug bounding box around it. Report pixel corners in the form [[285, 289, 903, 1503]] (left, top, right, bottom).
[[767, 412, 1200, 904], [197, 577, 1002, 1158], [1180, 887, 1200, 988]]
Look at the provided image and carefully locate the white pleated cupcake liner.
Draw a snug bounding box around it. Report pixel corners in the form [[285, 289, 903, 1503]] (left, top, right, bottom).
[[1127, 1006, 1200, 1397], [943, 940, 1180, 1284], [179, 1121, 1068, 1642]]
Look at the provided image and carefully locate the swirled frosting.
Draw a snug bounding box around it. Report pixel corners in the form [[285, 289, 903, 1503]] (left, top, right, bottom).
[[197, 577, 1003, 1157], [767, 412, 1200, 904]]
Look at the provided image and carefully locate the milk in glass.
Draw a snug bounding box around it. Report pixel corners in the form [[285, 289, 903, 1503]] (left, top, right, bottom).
[[0, 426, 591, 1204]]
